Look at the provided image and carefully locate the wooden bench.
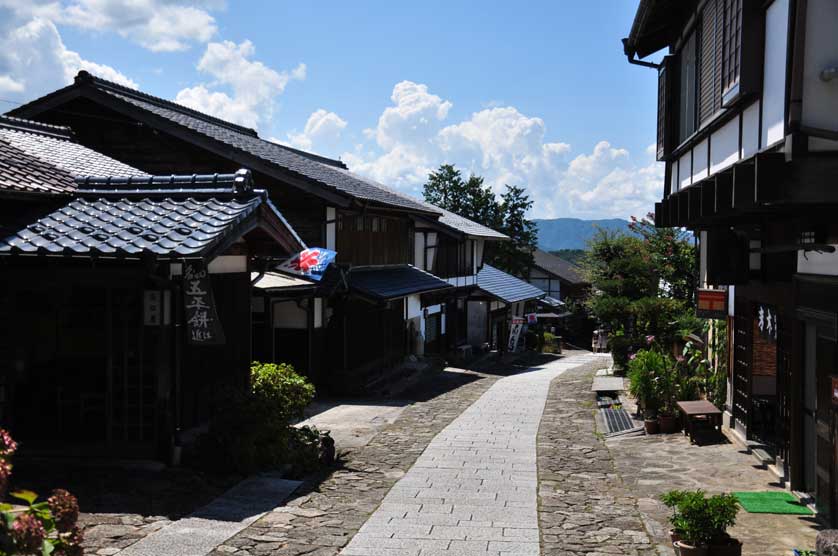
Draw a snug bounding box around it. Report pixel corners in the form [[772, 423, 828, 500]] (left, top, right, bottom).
[[677, 400, 722, 444]]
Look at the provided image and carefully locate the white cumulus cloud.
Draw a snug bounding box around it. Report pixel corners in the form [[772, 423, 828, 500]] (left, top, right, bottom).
[[0, 18, 136, 103], [285, 109, 347, 154], [175, 39, 305, 130], [0, 0, 219, 52], [341, 81, 661, 220]]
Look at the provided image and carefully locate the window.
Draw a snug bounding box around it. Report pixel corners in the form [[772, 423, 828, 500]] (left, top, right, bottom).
[[722, 0, 743, 97], [678, 31, 698, 143]]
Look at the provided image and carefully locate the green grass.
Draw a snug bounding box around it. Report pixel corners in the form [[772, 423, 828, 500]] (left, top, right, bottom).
[[733, 491, 814, 515]]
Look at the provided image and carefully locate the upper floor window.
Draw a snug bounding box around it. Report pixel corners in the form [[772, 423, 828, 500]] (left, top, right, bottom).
[[656, 0, 760, 160], [678, 31, 698, 143]]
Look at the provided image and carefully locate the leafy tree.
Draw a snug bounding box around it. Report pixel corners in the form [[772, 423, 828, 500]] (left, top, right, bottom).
[[492, 185, 538, 275], [581, 214, 697, 368], [423, 164, 500, 228], [422, 164, 538, 276]]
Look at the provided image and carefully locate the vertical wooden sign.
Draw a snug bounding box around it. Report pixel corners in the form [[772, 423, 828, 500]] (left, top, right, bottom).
[[183, 261, 225, 345]]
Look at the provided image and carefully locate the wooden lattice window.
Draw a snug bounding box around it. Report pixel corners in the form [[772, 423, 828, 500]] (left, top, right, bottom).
[[722, 0, 743, 95], [699, 0, 722, 124]]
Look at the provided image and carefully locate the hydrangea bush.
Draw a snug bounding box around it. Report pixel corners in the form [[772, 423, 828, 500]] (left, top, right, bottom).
[[0, 429, 83, 555]]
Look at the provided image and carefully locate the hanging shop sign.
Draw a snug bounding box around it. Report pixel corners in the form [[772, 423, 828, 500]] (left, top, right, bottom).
[[526, 313, 538, 325], [276, 248, 337, 281], [756, 303, 778, 343], [696, 288, 728, 319], [183, 261, 225, 345], [508, 317, 525, 352]]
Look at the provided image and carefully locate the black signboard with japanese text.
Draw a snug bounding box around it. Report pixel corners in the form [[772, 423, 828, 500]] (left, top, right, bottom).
[[755, 303, 778, 344], [183, 261, 225, 345]]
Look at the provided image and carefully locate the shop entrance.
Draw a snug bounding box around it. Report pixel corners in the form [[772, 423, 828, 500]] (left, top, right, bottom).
[[802, 322, 836, 521]]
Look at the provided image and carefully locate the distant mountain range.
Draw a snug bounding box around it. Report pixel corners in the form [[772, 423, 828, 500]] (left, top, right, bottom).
[[533, 218, 631, 251]]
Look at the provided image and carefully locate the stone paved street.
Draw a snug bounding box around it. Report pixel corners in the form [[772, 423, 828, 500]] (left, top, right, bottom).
[[537, 360, 657, 556], [609, 433, 822, 555], [209, 363, 505, 556], [341, 352, 615, 556]]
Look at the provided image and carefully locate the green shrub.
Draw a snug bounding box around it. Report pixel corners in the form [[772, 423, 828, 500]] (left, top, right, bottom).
[[627, 349, 666, 416], [193, 362, 319, 475], [661, 489, 739, 547], [250, 361, 315, 422]]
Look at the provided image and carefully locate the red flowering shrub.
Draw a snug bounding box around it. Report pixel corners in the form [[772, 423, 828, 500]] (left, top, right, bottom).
[[0, 428, 83, 555]]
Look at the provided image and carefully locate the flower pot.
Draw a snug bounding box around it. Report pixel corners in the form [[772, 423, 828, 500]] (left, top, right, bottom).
[[709, 538, 742, 556], [669, 529, 682, 544], [658, 414, 679, 434], [644, 419, 660, 435], [673, 540, 709, 556]]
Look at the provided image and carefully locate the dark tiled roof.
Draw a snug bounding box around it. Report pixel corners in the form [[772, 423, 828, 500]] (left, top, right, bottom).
[[431, 207, 507, 239], [19, 72, 437, 214], [477, 264, 546, 304], [348, 265, 452, 301], [532, 249, 587, 285], [0, 136, 77, 194], [0, 170, 303, 259], [0, 115, 145, 183]]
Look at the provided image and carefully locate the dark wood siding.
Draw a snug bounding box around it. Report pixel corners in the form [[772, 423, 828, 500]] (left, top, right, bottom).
[[336, 211, 410, 266]]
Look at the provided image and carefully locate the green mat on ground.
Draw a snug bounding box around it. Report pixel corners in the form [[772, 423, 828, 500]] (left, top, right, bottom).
[[734, 491, 814, 515]]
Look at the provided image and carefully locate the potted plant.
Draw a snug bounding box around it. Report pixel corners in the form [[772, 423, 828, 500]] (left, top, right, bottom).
[[656, 361, 681, 434], [660, 490, 740, 556], [627, 350, 664, 434]]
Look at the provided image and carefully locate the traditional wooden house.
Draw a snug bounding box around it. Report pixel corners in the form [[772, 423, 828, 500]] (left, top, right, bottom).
[[625, 0, 838, 520], [0, 150, 303, 460], [523, 249, 591, 344], [468, 265, 546, 352], [410, 206, 509, 356], [9, 72, 508, 390], [525, 249, 589, 303]]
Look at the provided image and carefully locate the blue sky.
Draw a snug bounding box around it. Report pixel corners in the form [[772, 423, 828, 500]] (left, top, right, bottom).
[[0, 1, 663, 220]]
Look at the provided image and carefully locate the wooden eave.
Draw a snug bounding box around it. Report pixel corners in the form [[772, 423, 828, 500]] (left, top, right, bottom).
[[661, 152, 838, 230]]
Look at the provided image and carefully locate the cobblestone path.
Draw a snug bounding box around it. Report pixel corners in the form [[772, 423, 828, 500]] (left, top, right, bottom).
[[340, 353, 605, 556], [210, 365, 502, 556], [537, 361, 658, 556]]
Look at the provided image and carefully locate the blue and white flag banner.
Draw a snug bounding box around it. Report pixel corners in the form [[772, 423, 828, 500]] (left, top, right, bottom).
[[276, 248, 337, 281]]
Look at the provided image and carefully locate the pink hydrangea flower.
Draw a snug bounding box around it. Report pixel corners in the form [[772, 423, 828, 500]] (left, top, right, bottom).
[[10, 513, 46, 553], [0, 428, 18, 458], [48, 489, 80, 533]]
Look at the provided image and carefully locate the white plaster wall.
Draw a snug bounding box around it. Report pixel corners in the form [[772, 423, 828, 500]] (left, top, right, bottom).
[[692, 138, 709, 182], [406, 294, 423, 319], [762, 0, 790, 148], [798, 246, 838, 276], [326, 207, 336, 250], [414, 233, 425, 270], [313, 298, 323, 328], [273, 300, 307, 329], [679, 151, 692, 190], [710, 116, 740, 174], [801, 0, 838, 144], [207, 255, 247, 274], [670, 160, 679, 193], [699, 231, 708, 288], [741, 101, 761, 158]]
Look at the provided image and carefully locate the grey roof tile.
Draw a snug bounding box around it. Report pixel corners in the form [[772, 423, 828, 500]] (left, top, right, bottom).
[[0, 115, 145, 188], [0, 170, 303, 259], [77, 79, 437, 214], [477, 264, 546, 304], [348, 265, 453, 300], [532, 249, 587, 285]]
